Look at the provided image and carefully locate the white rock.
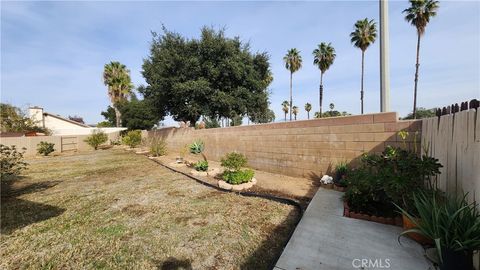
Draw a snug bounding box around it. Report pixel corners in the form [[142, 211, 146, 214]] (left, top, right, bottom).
[[243, 181, 253, 189], [251, 178, 257, 185], [231, 184, 244, 191], [218, 180, 232, 190], [320, 175, 334, 184]]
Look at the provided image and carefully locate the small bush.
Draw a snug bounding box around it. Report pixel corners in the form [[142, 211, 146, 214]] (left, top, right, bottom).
[[122, 130, 142, 148], [149, 137, 167, 157], [37, 141, 55, 156], [220, 152, 247, 172], [1, 144, 28, 181], [222, 169, 254, 185], [194, 160, 209, 171], [334, 162, 349, 186], [84, 130, 108, 150], [189, 140, 204, 154]]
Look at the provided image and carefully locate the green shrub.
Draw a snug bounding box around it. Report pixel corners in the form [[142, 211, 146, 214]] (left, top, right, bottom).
[[222, 169, 254, 185], [149, 137, 167, 157], [122, 130, 142, 148], [84, 130, 108, 150], [37, 141, 55, 156], [220, 152, 247, 172], [344, 146, 442, 216], [194, 160, 209, 172], [1, 144, 28, 181], [189, 140, 204, 154], [334, 162, 349, 186]]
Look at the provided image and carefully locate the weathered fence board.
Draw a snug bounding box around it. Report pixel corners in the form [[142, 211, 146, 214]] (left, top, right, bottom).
[[422, 109, 479, 202]]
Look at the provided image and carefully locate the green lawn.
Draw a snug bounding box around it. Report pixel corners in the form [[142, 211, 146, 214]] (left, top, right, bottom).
[[1, 149, 298, 269]]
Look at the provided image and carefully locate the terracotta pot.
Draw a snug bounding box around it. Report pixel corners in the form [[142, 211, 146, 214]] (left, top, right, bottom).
[[325, 183, 334, 189], [402, 214, 433, 245]]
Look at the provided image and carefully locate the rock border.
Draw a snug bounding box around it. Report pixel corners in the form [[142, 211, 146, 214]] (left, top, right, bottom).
[[218, 178, 257, 191], [343, 201, 402, 226]]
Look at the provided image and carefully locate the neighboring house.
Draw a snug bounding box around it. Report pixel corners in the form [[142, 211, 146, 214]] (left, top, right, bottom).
[[29, 106, 126, 136]]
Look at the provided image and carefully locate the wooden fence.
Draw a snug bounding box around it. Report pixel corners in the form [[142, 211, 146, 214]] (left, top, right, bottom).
[[422, 99, 480, 203]]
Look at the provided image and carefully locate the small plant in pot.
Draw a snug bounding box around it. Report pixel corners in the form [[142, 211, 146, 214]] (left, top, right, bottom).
[[396, 190, 480, 270]]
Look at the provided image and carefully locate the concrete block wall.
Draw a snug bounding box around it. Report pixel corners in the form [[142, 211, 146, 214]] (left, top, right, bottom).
[[149, 112, 421, 178]]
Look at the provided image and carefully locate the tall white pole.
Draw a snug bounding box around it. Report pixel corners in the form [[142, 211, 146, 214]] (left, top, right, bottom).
[[380, 0, 391, 112]]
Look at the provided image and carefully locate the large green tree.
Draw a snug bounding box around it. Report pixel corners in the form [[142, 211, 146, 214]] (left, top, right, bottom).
[[403, 0, 439, 119], [283, 48, 302, 121], [0, 103, 50, 134], [101, 93, 161, 130], [313, 43, 336, 117], [141, 26, 273, 124], [350, 18, 377, 114], [103, 61, 134, 127]]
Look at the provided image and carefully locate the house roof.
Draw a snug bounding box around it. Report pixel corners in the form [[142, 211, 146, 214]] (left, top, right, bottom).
[[44, 112, 90, 128]]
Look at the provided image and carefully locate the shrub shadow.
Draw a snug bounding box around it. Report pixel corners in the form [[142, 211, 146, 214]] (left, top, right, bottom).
[[158, 257, 192, 270]]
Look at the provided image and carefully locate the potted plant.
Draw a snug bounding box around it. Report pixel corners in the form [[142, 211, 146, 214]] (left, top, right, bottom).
[[334, 162, 348, 191], [397, 190, 480, 270], [320, 175, 334, 189]]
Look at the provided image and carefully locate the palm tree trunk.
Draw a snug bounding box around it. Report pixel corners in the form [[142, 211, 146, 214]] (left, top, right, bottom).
[[361, 50, 365, 114], [413, 33, 421, 119], [307, 111, 310, 119], [294, 114, 297, 120], [113, 105, 121, 127], [319, 72, 324, 118], [284, 112, 287, 122], [289, 72, 293, 121]]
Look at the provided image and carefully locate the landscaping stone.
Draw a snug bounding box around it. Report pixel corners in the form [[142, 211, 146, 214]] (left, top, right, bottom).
[[218, 180, 232, 190], [207, 167, 221, 177]]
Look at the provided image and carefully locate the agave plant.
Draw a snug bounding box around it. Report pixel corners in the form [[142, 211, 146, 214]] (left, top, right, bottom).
[[189, 140, 206, 161], [396, 190, 480, 269]]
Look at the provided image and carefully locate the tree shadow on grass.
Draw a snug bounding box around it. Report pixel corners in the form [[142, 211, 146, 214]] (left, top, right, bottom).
[[240, 207, 301, 270], [1, 178, 65, 235], [157, 257, 192, 270]]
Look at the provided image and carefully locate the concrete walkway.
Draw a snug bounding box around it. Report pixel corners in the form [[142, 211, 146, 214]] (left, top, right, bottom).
[[275, 188, 434, 270]]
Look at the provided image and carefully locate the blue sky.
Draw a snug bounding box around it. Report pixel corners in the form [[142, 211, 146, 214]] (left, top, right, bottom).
[[1, 1, 479, 125]]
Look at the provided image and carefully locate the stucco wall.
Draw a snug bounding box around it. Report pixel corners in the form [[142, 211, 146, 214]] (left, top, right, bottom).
[[149, 112, 421, 178], [0, 132, 121, 157]]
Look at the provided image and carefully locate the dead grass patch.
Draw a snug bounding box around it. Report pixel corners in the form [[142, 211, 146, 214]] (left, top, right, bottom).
[[1, 149, 298, 269]]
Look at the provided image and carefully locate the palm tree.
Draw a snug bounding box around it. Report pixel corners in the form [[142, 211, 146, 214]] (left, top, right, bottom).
[[292, 106, 299, 120], [283, 49, 302, 121], [350, 18, 377, 114], [103, 61, 133, 127], [403, 0, 439, 119], [313, 43, 336, 117], [329, 103, 335, 111], [281, 101, 289, 122], [304, 103, 312, 119]]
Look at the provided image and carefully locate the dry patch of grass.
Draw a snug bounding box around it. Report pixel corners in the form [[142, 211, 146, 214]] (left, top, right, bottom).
[[1, 149, 298, 269]]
